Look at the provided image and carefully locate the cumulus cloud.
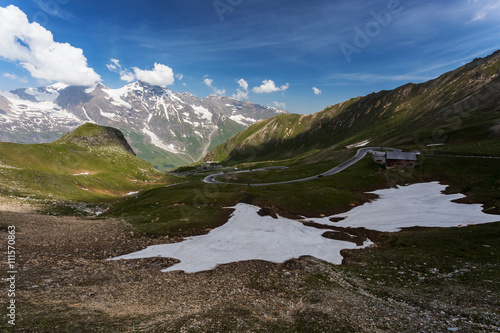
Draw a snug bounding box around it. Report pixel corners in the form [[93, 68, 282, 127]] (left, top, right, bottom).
[[213, 87, 226, 95], [106, 59, 135, 82], [252, 80, 289, 94], [237, 78, 249, 91], [312, 87, 322, 95], [204, 78, 213, 87], [0, 5, 101, 86], [203, 76, 225, 95], [232, 78, 249, 100], [120, 72, 136, 82], [107, 60, 176, 86], [273, 101, 286, 109], [133, 63, 175, 86]]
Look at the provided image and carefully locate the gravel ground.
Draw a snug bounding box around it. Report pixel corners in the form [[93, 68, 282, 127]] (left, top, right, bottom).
[[0, 197, 498, 332]]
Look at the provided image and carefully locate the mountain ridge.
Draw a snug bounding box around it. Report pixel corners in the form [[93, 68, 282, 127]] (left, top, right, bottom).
[[204, 50, 500, 163], [0, 81, 287, 170]]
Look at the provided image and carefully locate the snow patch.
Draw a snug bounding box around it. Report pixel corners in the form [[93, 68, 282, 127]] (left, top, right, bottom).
[[48, 82, 69, 91], [0, 163, 20, 170], [110, 203, 370, 273], [229, 114, 257, 126], [141, 127, 181, 154], [23, 87, 59, 102], [346, 140, 370, 149], [102, 87, 132, 109], [111, 182, 500, 273], [192, 105, 212, 122], [85, 83, 98, 94], [99, 108, 120, 121], [308, 182, 500, 232]]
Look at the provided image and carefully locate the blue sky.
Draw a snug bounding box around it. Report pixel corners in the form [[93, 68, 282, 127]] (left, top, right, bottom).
[[0, 0, 499, 114]]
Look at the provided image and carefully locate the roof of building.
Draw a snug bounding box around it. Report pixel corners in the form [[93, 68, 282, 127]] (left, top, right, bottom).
[[386, 152, 418, 161]]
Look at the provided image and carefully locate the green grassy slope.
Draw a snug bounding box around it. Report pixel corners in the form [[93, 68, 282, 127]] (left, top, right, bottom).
[[109, 152, 500, 236], [0, 124, 178, 202]]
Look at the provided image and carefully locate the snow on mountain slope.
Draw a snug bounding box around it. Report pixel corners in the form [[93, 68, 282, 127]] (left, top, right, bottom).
[[0, 81, 287, 170]]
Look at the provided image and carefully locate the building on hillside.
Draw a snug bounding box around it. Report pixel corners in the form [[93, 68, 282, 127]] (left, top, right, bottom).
[[372, 151, 386, 165], [372, 151, 418, 169], [201, 163, 222, 170], [385, 152, 418, 169]]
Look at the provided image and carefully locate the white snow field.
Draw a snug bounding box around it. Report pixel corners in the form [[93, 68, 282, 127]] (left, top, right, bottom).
[[110, 182, 499, 273], [308, 182, 500, 232]]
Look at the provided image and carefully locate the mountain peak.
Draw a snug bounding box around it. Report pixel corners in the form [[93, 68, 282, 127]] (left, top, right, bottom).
[[47, 82, 70, 91], [54, 123, 136, 155]]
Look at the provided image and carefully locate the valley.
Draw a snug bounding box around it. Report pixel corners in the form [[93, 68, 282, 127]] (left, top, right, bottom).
[[0, 51, 499, 332]]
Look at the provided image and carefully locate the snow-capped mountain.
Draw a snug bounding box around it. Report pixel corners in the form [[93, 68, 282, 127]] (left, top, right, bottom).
[[0, 81, 287, 169]]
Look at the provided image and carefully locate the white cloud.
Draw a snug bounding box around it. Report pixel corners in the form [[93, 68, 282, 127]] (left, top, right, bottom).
[[107, 60, 176, 86], [133, 63, 175, 86], [0, 5, 101, 86], [252, 80, 289, 93], [204, 76, 225, 95], [470, 0, 500, 21], [204, 78, 213, 87], [106, 59, 135, 82], [312, 87, 322, 95], [232, 78, 249, 100], [236, 78, 248, 91], [274, 101, 286, 109], [120, 72, 136, 82], [3, 73, 27, 83], [213, 87, 226, 95], [176, 73, 184, 80]]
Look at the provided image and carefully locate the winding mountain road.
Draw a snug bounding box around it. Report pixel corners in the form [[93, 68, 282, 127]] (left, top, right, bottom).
[[203, 147, 402, 186]]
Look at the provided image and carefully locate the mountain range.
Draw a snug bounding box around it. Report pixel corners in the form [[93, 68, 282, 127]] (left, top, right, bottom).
[[0, 81, 286, 170]]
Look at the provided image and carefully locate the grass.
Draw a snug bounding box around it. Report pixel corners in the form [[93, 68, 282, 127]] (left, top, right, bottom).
[[0, 140, 179, 203], [109, 139, 500, 240], [342, 222, 500, 322]]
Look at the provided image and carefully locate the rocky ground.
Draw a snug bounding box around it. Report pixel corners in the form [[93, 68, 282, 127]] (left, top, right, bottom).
[[0, 197, 498, 332]]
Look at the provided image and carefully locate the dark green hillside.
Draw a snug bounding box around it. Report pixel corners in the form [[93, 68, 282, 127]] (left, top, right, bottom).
[[205, 50, 500, 164], [0, 124, 178, 202], [55, 123, 136, 155]]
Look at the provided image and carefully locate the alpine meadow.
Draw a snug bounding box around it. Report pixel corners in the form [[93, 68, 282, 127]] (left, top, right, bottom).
[[0, 1, 499, 332]]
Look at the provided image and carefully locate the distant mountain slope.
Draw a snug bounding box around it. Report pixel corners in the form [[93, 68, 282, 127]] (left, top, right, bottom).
[[0, 124, 174, 201], [0, 81, 286, 170], [205, 50, 500, 163]]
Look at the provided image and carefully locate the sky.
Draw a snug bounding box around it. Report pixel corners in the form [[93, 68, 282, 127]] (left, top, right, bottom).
[[0, 0, 499, 114]]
